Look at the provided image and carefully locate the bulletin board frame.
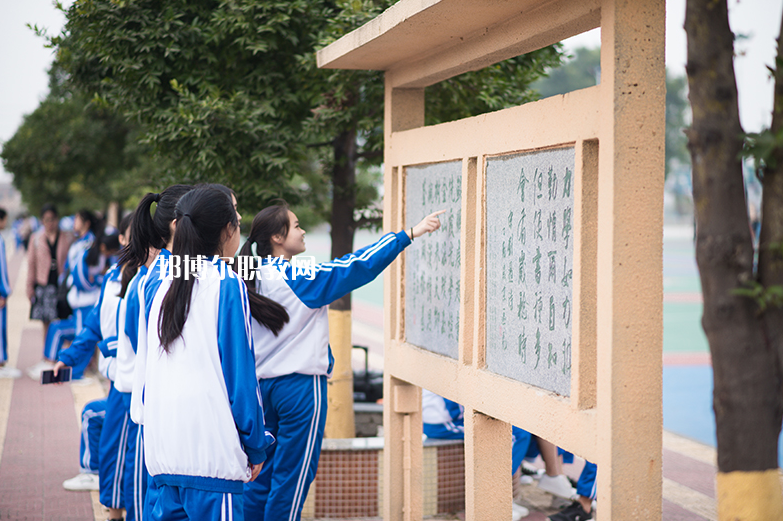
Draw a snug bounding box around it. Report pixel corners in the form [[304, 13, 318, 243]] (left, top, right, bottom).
[[318, 0, 665, 519]]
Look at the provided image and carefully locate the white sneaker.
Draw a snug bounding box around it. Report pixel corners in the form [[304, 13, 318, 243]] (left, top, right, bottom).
[[63, 472, 99, 491], [538, 473, 577, 500], [27, 360, 54, 380], [512, 502, 530, 520], [0, 366, 22, 378], [521, 461, 545, 479], [519, 475, 534, 485]]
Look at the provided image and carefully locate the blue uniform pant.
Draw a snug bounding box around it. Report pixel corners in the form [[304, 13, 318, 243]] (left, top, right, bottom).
[[0, 307, 7, 364], [114, 392, 148, 521], [576, 461, 597, 500], [99, 385, 130, 510], [243, 373, 327, 521], [44, 307, 92, 378], [129, 423, 149, 521], [424, 421, 532, 475], [79, 399, 106, 473], [145, 478, 243, 521]]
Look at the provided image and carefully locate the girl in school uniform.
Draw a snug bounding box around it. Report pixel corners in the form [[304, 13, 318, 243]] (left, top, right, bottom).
[[239, 202, 444, 521], [0, 208, 18, 379], [115, 184, 194, 521], [54, 225, 129, 521], [127, 184, 249, 519], [132, 186, 274, 521]]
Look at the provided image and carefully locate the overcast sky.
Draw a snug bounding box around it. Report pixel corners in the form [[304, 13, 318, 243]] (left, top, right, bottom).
[[1, 0, 780, 181]]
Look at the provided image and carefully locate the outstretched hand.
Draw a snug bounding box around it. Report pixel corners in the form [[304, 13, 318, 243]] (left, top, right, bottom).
[[412, 210, 446, 239]]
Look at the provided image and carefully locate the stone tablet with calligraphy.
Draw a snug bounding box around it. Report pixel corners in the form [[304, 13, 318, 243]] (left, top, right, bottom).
[[485, 148, 575, 396], [405, 161, 462, 359]]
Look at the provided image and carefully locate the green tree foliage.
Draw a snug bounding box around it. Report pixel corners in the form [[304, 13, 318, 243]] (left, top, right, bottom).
[[52, 0, 563, 225], [0, 67, 152, 214], [665, 72, 690, 176], [531, 46, 601, 98], [53, 0, 331, 211], [532, 46, 690, 177]]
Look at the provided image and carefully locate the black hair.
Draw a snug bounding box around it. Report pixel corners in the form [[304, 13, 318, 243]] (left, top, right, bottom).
[[233, 201, 291, 335], [119, 184, 193, 297], [41, 203, 58, 218], [157, 187, 238, 352], [118, 214, 133, 237], [101, 231, 121, 253], [0, 208, 7, 220], [237, 201, 290, 260], [77, 209, 106, 267]]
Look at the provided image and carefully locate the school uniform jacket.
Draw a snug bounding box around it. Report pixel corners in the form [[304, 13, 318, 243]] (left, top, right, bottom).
[[66, 231, 102, 310], [0, 235, 11, 300], [127, 249, 169, 414], [132, 259, 272, 493], [421, 389, 464, 426], [58, 264, 122, 380], [252, 230, 411, 380], [114, 265, 148, 394]]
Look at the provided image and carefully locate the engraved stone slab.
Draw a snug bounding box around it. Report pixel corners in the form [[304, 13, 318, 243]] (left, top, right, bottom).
[[485, 148, 575, 395], [405, 161, 462, 359]]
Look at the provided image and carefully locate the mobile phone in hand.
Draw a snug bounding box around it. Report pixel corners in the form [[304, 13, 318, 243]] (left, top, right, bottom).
[[41, 368, 71, 384]]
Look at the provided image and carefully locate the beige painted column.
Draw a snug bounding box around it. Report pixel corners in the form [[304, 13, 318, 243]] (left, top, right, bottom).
[[383, 377, 423, 521], [595, 0, 665, 518], [463, 410, 512, 520], [382, 76, 425, 521]]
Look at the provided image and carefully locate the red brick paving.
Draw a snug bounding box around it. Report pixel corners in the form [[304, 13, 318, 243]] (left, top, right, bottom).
[[0, 327, 93, 520], [663, 448, 717, 500], [662, 499, 710, 520]]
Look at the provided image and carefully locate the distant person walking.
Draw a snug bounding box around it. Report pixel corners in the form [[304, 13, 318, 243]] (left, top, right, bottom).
[[0, 207, 19, 379], [26, 204, 73, 343]]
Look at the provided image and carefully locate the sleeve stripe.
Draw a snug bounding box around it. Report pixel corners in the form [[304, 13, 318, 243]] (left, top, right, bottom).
[[314, 233, 397, 272]]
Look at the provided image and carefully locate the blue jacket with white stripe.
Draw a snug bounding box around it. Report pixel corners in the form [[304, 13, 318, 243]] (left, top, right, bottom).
[[251, 230, 411, 379], [58, 264, 122, 380]]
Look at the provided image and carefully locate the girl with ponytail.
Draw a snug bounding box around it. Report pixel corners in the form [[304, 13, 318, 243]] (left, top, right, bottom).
[[112, 184, 193, 521], [240, 201, 445, 521], [132, 187, 273, 521]]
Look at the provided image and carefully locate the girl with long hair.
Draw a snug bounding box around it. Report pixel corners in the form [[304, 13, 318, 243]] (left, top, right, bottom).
[[239, 201, 444, 521], [114, 184, 193, 521], [132, 186, 274, 520]]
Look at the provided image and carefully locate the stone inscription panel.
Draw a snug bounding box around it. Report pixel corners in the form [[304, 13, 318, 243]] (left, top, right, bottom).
[[405, 161, 462, 359], [486, 148, 574, 396]]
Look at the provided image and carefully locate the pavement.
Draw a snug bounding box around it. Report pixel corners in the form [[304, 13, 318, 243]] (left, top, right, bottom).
[[0, 225, 767, 520]]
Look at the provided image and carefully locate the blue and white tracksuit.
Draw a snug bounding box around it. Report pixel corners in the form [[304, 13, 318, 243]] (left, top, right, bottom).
[[44, 232, 102, 373], [243, 230, 412, 521], [575, 461, 597, 500], [0, 234, 10, 365], [132, 258, 273, 521], [77, 399, 106, 474], [58, 265, 131, 508], [422, 390, 533, 474], [114, 265, 149, 521]]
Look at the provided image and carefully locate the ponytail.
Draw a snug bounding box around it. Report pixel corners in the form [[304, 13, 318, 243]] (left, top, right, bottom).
[[158, 186, 236, 352], [119, 185, 193, 297], [234, 202, 291, 335]]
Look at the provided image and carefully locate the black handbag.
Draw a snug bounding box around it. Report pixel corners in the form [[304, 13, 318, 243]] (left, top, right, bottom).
[[56, 268, 72, 320]]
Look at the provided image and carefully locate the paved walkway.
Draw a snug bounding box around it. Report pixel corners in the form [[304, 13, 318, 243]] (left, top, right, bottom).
[[0, 247, 725, 520]]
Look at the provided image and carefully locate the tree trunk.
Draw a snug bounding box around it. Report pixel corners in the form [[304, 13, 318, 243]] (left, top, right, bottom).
[[760, 13, 783, 383], [685, 0, 783, 517], [329, 129, 358, 311], [324, 129, 358, 439]]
